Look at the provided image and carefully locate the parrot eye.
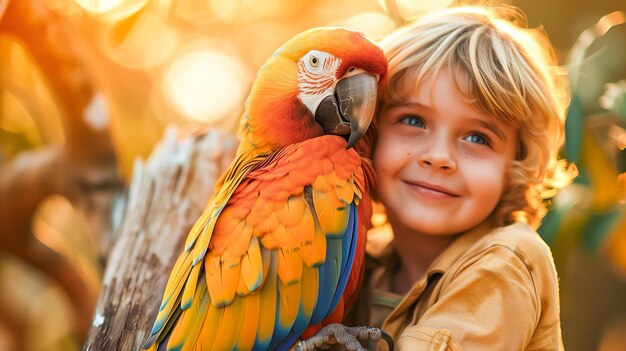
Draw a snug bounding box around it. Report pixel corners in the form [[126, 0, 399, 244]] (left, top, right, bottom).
[[301, 50, 335, 74], [309, 56, 319, 67]]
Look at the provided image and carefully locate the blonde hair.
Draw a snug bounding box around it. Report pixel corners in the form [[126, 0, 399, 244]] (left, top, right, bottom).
[[379, 6, 575, 228]]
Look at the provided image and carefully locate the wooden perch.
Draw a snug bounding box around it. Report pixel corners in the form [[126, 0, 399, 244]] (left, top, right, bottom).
[[83, 128, 237, 350]]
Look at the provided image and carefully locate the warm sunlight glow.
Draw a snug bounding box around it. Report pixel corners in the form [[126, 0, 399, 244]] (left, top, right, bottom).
[[73, 0, 147, 18], [74, 0, 123, 14], [244, 0, 305, 17], [101, 13, 178, 69], [175, 0, 214, 24], [0, 91, 34, 133], [332, 12, 395, 41], [44, 0, 82, 16], [163, 50, 248, 124], [209, 0, 243, 21], [396, 0, 453, 19]]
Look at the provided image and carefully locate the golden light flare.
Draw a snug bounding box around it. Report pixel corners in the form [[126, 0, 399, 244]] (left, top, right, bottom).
[[32, 195, 102, 298], [73, 0, 147, 20], [162, 48, 249, 124], [0, 35, 64, 144], [1, 0, 9, 19], [210, 0, 239, 20], [174, 0, 215, 24], [243, 0, 307, 18], [100, 12, 179, 69], [43, 0, 83, 17], [331, 12, 395, 41], [0, 90, 35, 133], [209, 0, 256, 22], [380, 0, 454, 20], [235, 21, 295, 70]]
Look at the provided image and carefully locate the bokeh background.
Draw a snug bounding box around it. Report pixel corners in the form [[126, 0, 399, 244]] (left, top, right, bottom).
[[1, 0, 626, 350]]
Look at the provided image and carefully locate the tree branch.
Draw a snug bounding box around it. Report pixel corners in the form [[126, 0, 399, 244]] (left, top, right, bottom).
[[83, 128, 236, 350]]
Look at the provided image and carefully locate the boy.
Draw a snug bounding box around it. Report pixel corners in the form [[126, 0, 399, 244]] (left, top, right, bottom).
[[361, 5, 574, 350]]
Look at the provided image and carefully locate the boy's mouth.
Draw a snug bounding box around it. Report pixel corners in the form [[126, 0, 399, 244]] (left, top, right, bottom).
[[403, 180, 459, 198]]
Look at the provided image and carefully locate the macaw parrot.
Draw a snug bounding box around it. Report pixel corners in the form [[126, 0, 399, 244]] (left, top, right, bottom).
[[144, 27, 387, 351]]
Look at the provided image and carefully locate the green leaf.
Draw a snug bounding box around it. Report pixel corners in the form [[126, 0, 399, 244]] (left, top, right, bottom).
[[538, 205, 563, 245], [565, 93, 585, 163], [581, 207, 623, 250]]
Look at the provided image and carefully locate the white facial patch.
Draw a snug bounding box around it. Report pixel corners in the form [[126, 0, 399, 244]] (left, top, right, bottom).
[[297, 50, 341, 114]]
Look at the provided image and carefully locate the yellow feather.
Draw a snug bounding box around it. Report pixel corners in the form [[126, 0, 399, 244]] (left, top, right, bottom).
[[181, 263, 202, 309], [277, 279, 301, 329], [349, 178, 363, 203], [274, 224, 300, 250], [260, 232, 280, 250], [313, 189, 349, 236], [170, 276, 208, 351], [205, 256, 240, 307], [184, 209, 213, 250], [312, 175, 332, 192], [161, 253, 193, 308], [313, 182, 344, 210], [204, 254, 220, 276], [299, 264, 318, 321], [192, 218, 218, 263], [256, 252, 278, 345], [192, 300, 223, 351], [260, 247, 272, 284], [336, 180, 354, 205], [278, 248, 303, 285], [241, 237, 264, 292], [223, 220, 253, 259], [222, 262, 241, 306], [236, 272, 252, 296], [299, 224, 326, 267], [212, 296, 244, 350], [325, 171, 343, 191], [155, 260, 191, 333], [279, 196, 307, 227], [325, 207, 350, 237], [288, 200, 315, 245], [235, 293, 261, 350]]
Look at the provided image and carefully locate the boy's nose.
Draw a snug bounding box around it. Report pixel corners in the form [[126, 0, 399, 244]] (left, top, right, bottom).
[[418, 140, 457, 173]]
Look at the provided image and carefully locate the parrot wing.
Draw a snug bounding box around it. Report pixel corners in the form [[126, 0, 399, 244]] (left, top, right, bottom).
[[145, 135, 369, 351]]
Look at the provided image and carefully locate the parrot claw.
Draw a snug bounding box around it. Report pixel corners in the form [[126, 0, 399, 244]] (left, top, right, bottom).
[[295, 323, 394, 351]]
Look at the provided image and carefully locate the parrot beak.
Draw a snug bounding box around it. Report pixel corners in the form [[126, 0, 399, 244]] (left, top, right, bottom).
[[314, 72, 378, 149]]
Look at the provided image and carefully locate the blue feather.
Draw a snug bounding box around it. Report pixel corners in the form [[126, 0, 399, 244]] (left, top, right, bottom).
[[328, 203, 358, 312], [254, 205, 360, 351], [309, 238, 339, 324], [268, 289, 289, 351], [309, 202, 358, 325]]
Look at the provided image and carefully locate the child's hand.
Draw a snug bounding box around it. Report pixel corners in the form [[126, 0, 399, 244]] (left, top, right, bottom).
[[294, 323, 394, 351]]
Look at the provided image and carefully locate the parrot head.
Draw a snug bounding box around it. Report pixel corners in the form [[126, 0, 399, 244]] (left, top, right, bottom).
[[239, 27, 387, 153]]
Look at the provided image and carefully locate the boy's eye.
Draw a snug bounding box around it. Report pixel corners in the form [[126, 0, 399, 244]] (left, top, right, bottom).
[[464, 133, 490, 146], [399, 115, 425, 128]]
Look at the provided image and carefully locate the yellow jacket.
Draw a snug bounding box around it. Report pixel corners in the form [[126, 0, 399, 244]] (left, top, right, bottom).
[[349, 221, 564, 350]]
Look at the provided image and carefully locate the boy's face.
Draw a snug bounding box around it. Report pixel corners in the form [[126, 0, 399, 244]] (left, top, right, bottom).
[[374, 70, 517, 236]]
